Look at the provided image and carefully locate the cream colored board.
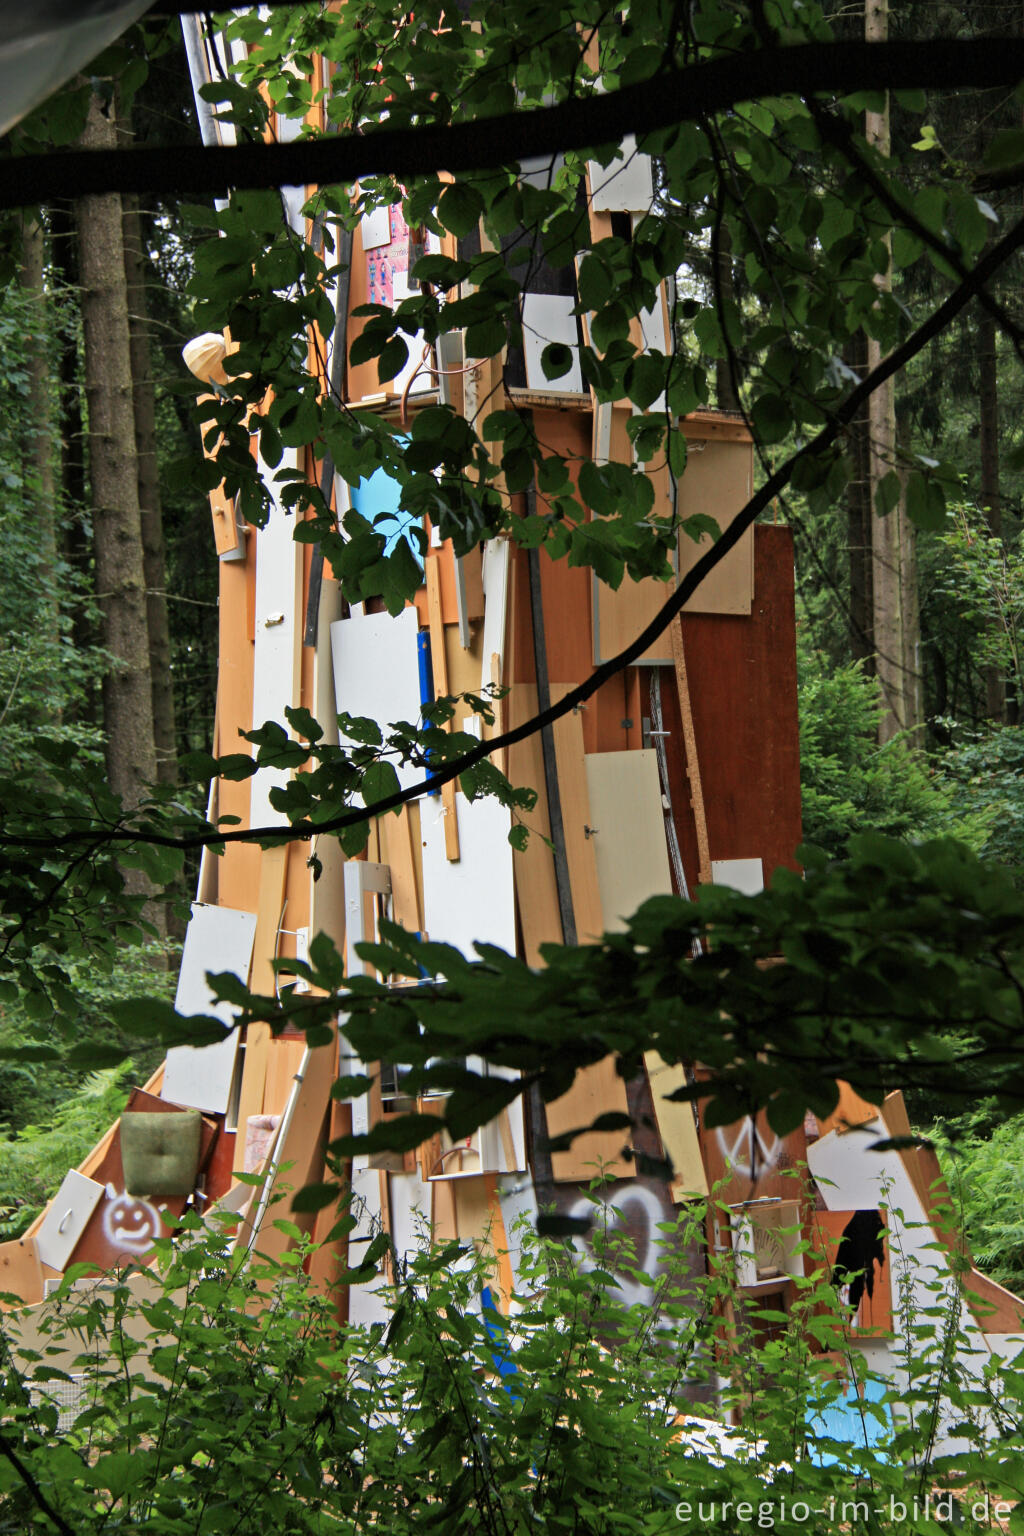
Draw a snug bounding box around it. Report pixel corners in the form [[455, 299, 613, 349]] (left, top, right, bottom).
[[583, 750, 672, 932], [593, 568, 675, 667], [343, 859, 392, 976], [251, 446, 303, 827], [378, 806, 421, 932], [643, 1053, 709, 1201], [35, 1171, 105, 1272], [309, 582, 348, 955], [420, 792, 516, 959], [0, 1235, 45, 1304], [677, 439, 754, 615]]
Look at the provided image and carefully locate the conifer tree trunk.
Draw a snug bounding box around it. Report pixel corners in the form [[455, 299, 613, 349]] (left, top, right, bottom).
[[18, 212, 57, 593], [75, 91, 161, 863], [121, 184, 178, 784], [978, 306, 1006, 720], [865, 0, 921, 742], [845, 331, 874, 668]]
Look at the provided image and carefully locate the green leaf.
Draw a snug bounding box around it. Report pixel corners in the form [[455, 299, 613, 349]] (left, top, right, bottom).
[[361, 760, 402, 809], [540, 342, 574, 381], [437, 181, 484, 239]]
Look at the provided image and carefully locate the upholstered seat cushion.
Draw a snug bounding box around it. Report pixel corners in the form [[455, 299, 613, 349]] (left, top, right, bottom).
[[120, 1111, 202, 1198]]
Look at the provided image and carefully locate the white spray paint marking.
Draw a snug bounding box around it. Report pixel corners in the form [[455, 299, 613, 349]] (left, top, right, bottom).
[[102, 1192, 163, 1255]]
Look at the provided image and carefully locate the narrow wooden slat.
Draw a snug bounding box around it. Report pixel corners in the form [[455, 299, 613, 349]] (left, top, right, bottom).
[[670, 617, 712, 887], [507, 683, 560, 967], [235, 843, 289, 1171], [425, 557, 461, 861], [643, 1052, 709, 1203], [548, 684, 603, 943]]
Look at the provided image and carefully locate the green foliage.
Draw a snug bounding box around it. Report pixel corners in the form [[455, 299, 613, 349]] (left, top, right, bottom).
[[935, 725, 1024, 882], [933, 1114, 1024, 1295], [797, 645, 990, 856], [0, 1067, 131, 1241], [1, 1188, 1020, 1532]]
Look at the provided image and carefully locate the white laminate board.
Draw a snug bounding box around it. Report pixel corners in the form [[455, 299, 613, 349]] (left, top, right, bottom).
[[36, 1170, 105, 1272], [391, 267, 433, 397], [330, 606, 423, 790], [360, 204, 392, 250], [389, 1171, 433, 1273], [588, 138, 654, 213], [584, 750, 672, 933], [162, 903, 258, 1114], [520, 152, 565, 190], [496, 1174, 540, 1292], [711, 858, 764, 895], [251, 447, 303, 828], [522, 293, 583, 393], [480, 538, 510, 677], [420, 792, 516, 959], [347, 1168, 390, 1329]]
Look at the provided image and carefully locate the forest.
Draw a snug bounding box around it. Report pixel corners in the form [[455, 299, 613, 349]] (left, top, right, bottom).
[[3, 1, 1024, 1521]]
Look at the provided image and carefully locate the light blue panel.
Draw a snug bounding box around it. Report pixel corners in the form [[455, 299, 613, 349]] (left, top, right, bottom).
[[351, 440, 424, 569], [806, 1374, 890, 1467]]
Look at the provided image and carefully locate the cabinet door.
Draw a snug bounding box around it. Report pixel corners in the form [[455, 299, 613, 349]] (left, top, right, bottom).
[[35, 1171, 105, 1272]]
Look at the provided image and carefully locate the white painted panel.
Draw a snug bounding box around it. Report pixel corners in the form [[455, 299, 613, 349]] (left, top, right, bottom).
[[520, 152, 565, 190], [421, 792, 515, 959], [588, 138, 654, 213], [478, 1065, 528, 1174], [584, 750, 672, 933], [330, 606, 423, 790], [360, 205, 391, 250], [496, 1174, 539, 1293], [522, 293, 583, 393], [163, 903, 258, 1114], [639, 295, 668, 355], [711, 858, 764, 895], [36, 1171, 105, 1272], [391, 268, 433, 397], [251, 446, 303, 828], [480, 538, 510, 677], [347, 1168, 390, 1328], [389, 1170, 432, 1274]]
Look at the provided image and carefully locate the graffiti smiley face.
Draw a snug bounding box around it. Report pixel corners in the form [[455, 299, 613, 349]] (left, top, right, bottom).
[[102, 1192, 163, 1257]]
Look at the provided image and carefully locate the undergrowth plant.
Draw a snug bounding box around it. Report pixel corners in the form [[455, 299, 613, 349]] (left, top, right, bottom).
[[1, 1187, 1022, 1533]]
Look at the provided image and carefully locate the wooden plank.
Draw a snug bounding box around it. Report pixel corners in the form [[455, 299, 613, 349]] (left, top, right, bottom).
[[431, 1177, 459, 1244], [379, 805, 421, 931], [425, 557, 461, 860], [216, 556, 261, 908], [808, 1208, 892, 1335], [250, 1037, 336, 1259], [670, 616, 712, 886], [0, 1236, 44, 1305], [816, 1081, 881, 1139], [234, 844, 289, 1173], [963, 1266, 1024, 1334], [677, 438, 754, 615], [548, 684, 603, 943], [544, 1056, 634, 1184], [453, 1176, 494, 1247], [507, 682, 561, 966], [262, 1038, 308, 1116], [643, 1053, 708, 1202]]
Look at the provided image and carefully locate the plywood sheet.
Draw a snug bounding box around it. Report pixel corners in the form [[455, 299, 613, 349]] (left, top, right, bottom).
[[507, 682, 561, 965], [544, 1056, 633, 1184], [594, 567, 675, 667], [163, 902, 258, 1114], [584, 749, 671, 932], [677, 438, 754, 615], [331, 606, 423, 790], [0, 1236, 44, 1304], [549, 685, 603, 944], [420, 792, 516, 959]]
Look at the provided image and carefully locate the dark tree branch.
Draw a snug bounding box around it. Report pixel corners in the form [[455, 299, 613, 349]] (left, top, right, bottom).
[[6, 205, 1024, 857], [3, 39, 1024, 205]]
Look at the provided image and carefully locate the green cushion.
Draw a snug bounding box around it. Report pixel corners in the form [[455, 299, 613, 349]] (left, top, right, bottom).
[[120, 1111, 202, 1198]]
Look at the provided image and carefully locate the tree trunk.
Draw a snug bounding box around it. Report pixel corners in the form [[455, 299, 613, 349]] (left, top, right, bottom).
[[865, 0, 921, 742], [978, 305, 1006, 720], [75, 90, 162, 927], [121, 184, 178, 785], [18, 212, 58, 595], [845, 330, 874, 668]]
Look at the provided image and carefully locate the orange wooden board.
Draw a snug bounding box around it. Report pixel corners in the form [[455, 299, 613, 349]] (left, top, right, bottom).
[[808, 1208, 892, 1335], [658, 526, 802, 895]]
